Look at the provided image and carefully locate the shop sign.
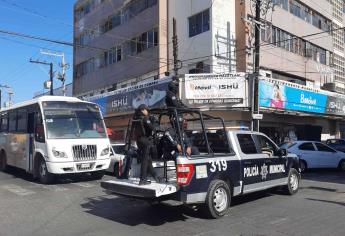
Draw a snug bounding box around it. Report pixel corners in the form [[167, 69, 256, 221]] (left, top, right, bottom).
[[88, 77, 171, 115], [252, 113, 263, 120], [181, 73, 249, 108], [259, 78, 345, 116]]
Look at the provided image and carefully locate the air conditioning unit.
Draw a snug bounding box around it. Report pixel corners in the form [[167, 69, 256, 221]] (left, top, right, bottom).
[[305, 48, 313, 58], [322, 82, 336, 92]]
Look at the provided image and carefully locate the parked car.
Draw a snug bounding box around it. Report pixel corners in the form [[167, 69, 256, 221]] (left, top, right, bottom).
[[325, 139, 345, 152], [282, 141, 345, 172], [106, 143, 126, 177]]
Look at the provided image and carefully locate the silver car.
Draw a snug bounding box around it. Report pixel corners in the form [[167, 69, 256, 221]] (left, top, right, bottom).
[[282, 141, 345, 172]]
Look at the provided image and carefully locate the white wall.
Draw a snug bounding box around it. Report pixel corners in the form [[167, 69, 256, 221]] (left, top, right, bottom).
[[212, 0, 236, 73], [168, 0, 236, 74]]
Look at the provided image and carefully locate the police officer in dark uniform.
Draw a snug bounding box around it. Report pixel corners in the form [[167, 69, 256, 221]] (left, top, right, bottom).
[[132, 104, 160, 185], [165, 77, 186, 109]]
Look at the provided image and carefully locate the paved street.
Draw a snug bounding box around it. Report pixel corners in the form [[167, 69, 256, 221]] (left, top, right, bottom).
[[0, 168, 345, 236]]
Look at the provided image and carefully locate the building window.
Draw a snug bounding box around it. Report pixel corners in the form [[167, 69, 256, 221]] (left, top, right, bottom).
[[76, 0, 158, 45], [189, 9, 210, 37], [273, 0, 332, 32], [273, 0, 288, 10], [75, 28, 158, 77], [265, 24, 328, 65], [188, 61, 211, 74]]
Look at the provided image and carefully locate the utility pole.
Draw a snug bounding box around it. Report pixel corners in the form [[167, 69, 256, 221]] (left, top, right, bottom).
[[8, 90, 13, 107], [40, 50, 68, 96], [0, 84, 10, 109], [30, 59, 54, 95], [172, 18, 179, 77], [253, 0, 261, 131]]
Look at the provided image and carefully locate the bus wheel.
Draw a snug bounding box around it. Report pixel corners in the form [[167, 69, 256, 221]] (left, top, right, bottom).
[[0, 151, 7, 171], [38, 159, 54, 184], [204, 180, 231, 219]]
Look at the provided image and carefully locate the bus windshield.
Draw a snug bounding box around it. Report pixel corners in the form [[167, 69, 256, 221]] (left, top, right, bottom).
[[42, 101, 106, 139]]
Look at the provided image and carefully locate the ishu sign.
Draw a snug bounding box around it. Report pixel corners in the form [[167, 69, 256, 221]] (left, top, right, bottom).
[[259, 78, 345, 116], [182, 73, 249, 108]]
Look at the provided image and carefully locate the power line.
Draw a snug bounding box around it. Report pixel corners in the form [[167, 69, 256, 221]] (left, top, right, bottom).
[[2, 0, 173, 48], [180, 25, 345, 64], [0, 23, 342, 82]]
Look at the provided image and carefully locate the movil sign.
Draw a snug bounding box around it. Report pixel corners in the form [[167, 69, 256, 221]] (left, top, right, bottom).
[[315, 62, 334, 82]]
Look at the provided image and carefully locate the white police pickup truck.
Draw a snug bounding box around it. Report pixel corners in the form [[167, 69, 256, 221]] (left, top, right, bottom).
[[101, 109, 300, 218]]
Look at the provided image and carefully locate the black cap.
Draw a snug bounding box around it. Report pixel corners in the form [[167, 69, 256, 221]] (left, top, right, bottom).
[[168, 81, 179, 93], [138, 104, 149, 111]]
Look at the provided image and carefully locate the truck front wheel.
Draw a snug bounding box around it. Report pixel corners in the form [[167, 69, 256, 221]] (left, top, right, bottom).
[[283, 168, 300, 195], [204, 180, 231, 219]]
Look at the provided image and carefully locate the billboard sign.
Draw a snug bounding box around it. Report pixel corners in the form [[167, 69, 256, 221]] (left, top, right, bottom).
[[89, 77, 171, 115], [259, 78, 345, 116], [181, 73, 249, 108]]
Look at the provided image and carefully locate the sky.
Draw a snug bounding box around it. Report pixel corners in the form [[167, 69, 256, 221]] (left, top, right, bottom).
[[0, 0, 75, 104]]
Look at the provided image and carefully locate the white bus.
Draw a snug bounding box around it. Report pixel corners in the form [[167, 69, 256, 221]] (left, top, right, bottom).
[[0, 96, 111, 184]]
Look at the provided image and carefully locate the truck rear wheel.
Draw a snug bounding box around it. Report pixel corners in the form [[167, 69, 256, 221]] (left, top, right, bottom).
[[204, 180, 231, 219], [283, 168, 300, 195], [0, 151, 7, 172]]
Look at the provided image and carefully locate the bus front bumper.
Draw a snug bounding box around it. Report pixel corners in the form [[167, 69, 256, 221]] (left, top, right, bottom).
[[46, 158, 111, 174]]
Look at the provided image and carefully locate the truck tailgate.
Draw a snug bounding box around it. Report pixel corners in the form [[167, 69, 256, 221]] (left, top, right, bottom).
[[101, 178, 178, 198]]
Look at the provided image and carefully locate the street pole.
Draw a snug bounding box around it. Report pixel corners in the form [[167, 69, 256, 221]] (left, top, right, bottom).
[[0, 84, 10, 109], [172, 18, 178, 77], [61, 53, 66, 96], [40, 50, 68, 96], [253, 0, 261, 132], [50, 62, 53, 95]]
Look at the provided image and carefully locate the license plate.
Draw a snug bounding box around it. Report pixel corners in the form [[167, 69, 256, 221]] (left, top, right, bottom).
[[81, 163, 91, 168]]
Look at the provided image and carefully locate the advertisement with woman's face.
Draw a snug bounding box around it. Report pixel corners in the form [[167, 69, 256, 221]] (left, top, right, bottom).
[[259, 81, 286, 109], [92, 78, 170, 115]]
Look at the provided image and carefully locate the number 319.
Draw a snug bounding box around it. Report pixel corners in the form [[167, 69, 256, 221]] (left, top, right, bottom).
[[209, 160, 227, 172]]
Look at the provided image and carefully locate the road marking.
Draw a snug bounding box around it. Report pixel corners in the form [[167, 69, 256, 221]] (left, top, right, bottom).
[[71, 182, 95, 188], [270, 217, 287, 225], [28, 182, 69, 192], [1, 184, 35, 196]]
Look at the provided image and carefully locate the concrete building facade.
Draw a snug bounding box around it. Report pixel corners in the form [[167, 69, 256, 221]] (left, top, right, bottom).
[[73, 0, 345, 142], [73, 0, 237, 99], [236, 0, 334, 88]]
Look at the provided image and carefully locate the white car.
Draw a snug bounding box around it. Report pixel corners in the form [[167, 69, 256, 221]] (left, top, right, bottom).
[[106, 143, 126, 177], [282, 141, 345, 172]]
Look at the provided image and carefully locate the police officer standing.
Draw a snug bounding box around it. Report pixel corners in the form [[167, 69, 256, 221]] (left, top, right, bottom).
[[132, 104, 159, 185], [165, 76, 186, 109]]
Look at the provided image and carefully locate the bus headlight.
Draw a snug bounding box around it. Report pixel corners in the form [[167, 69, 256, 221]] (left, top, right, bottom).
[[52, 148, 68, 158], [101, 148, 110, 156]]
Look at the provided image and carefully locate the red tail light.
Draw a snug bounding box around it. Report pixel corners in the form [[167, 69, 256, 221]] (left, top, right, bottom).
[[177, 164, 194, 185]]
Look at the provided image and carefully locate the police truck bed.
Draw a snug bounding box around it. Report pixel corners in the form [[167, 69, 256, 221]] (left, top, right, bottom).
[[101, 178, 178, 198]]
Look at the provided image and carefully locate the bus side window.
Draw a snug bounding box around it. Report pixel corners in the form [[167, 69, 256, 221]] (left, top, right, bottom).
[[1, 114, 8, 132], [35, 113, 45, 143]]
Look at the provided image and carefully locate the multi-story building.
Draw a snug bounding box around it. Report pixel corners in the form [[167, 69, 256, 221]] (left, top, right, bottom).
[[235, 0, 345, 141], [328, 0, 345, 92], [73, 0, 345, 142], [73, 0, 161, 98], [73, 0, 236, 98], [236, 0, 334, 88]]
